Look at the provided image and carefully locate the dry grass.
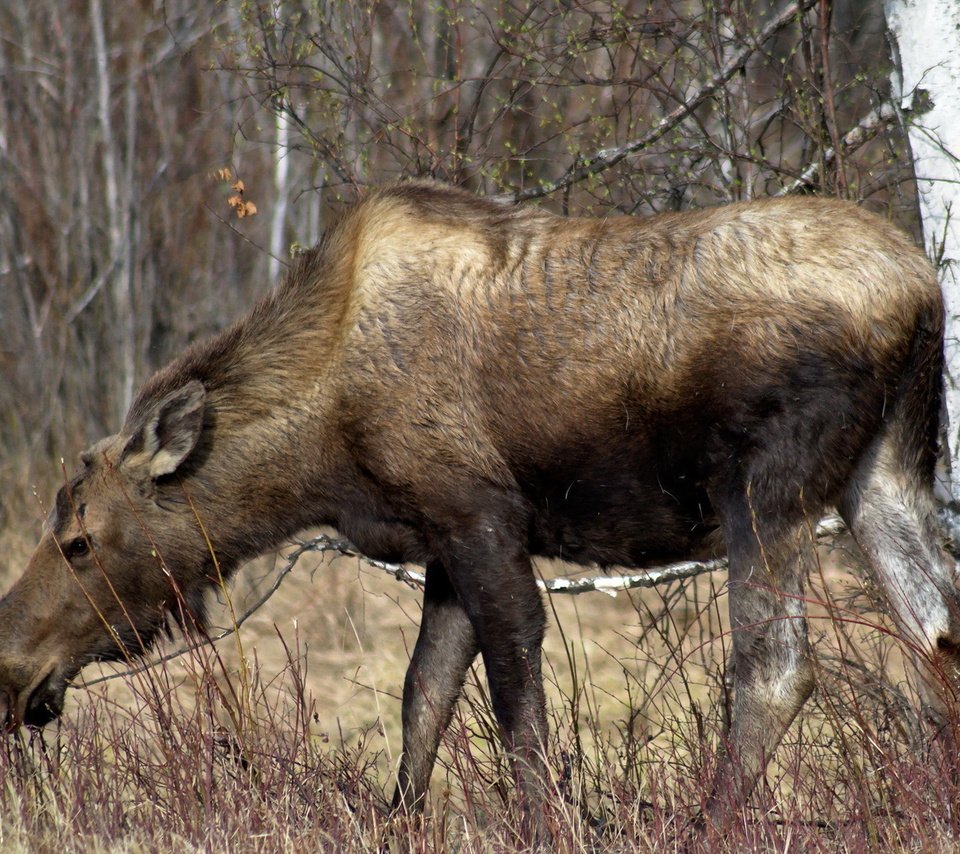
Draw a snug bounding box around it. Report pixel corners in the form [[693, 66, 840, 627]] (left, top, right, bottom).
[[2, 520, 960, 852]]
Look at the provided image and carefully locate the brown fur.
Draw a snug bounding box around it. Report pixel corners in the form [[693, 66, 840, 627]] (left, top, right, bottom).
[[1, 180, 957, 830]]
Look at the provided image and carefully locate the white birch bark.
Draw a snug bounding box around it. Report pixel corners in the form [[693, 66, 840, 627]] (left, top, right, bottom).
[[269, 106, 290, 283], [885, 0, 960, 493]]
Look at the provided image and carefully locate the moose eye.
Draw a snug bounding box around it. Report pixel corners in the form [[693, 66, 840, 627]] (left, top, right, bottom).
[[63, 537, 91, 560]]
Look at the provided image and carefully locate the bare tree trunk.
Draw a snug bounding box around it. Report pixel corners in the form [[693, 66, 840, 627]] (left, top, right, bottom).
[[270, 106, 290, 283], [91, 0, 135, 421], [885, 0, 960, 495]]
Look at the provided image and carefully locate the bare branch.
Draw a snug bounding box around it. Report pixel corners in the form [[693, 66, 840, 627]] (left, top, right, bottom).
[[76, 516, 848, 689], [776, 103, 898, 196], [511, 0, 818, 203], [300, 516, 846, 597]]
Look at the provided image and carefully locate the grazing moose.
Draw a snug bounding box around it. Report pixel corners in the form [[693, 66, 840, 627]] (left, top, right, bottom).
[[0, 180, 957, 826]]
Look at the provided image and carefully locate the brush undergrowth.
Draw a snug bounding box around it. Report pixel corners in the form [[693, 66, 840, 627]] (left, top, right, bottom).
[[2, 545, 960, 853]]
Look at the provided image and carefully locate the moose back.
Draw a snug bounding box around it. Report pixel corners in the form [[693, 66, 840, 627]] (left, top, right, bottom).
[[1, 180, 957, 823]]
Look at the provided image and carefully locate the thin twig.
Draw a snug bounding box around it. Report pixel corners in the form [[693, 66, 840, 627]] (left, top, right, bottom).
[[202, 202, 289, 272], [775, 103, 897, 196], [510, 0, 817, 202], [76, 540, 312, 688]]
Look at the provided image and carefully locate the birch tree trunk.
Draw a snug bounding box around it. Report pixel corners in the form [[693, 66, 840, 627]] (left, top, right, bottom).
[[885, 0, 960, 496], [270, 107, 290, 284]]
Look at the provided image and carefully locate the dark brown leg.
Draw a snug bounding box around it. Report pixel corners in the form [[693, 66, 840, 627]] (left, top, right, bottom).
[[393, 561, 478, 812], [436, 517, 550, 832]]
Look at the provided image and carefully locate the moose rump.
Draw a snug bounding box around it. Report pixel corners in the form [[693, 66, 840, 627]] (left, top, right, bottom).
[[0, 180, 957, 829]]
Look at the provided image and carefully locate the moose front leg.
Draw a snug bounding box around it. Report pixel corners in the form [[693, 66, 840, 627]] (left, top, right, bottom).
[[437, 521, 550, 811], [705, 517, 816, 827], [393, 561, 478, 812]]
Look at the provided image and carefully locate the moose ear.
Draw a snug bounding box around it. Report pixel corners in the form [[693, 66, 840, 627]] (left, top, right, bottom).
[[125, 380, 206, 479]]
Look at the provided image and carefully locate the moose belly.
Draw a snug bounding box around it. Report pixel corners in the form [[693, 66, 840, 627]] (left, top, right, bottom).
[[524, 464, 721, 570]]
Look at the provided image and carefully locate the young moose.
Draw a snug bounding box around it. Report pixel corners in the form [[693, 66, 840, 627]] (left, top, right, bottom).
[[0, 181, 958, 823]]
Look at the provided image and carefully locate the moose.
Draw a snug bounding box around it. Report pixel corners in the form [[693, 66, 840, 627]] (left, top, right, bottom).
[[0, 180, 957, 826]]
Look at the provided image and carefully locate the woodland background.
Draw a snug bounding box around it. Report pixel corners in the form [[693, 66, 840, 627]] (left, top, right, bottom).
[[2, 1, 960, 851], [0, 0, 929, 520]]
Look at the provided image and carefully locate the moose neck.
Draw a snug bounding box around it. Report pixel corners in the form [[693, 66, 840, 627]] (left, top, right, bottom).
[[190, 376, 339, 570], [139, 248, 350, 574]]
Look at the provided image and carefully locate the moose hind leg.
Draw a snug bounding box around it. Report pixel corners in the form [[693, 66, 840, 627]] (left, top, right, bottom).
[[839, 438, 960, 721], [706, 511, 817, 824], [393, 561, 479, 812]]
